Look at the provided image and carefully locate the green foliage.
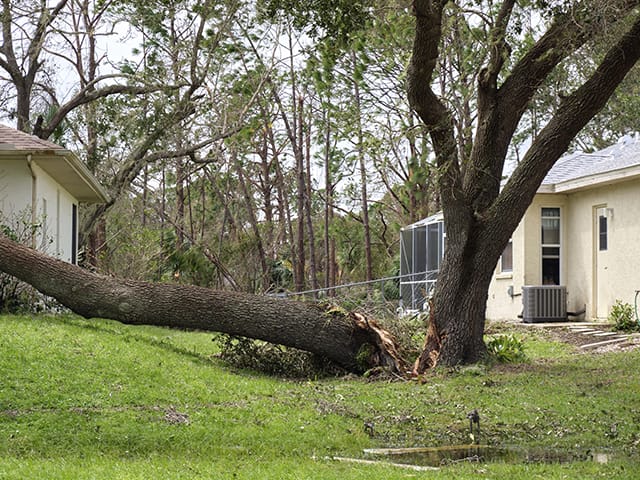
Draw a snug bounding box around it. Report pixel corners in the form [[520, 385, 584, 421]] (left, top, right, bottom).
[[485, 334, 527, 363], [257, 0, 371, 43], [213, 334, 344, 378], [268, 259, 293, 291], [0, 213, 59, 313], [609, 299, 638, 332], [0, 223, 17, 242], [167, 242, 217, 287]]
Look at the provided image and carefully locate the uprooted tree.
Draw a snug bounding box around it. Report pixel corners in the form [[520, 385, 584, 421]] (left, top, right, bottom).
[[408, 0, 640, 371], [0, 233, 406, 374]]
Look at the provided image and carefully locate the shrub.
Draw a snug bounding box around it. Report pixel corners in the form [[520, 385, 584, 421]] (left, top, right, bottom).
[[0, 212, 63, 313], [213, 334, 345, 378], [485, 334, 527, 363], [609, 300, 638, 332]]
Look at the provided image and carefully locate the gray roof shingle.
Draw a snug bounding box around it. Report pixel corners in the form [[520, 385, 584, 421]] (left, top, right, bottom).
[[543, 134, 640, 185]]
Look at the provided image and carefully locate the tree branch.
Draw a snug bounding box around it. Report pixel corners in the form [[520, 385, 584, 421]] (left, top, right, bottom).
[[478, 0, 514, 92], [493, 13, 640, 234], [407, 0, 463, 221], [466, 0, 640, 214], [38, 82, 177, 139]]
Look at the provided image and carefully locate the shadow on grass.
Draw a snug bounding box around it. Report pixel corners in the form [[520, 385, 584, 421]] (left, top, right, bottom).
[[35, 314, 220, 366]]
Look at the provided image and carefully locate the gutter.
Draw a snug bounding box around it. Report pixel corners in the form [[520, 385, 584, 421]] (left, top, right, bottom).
[[25, 153, 37, 248]]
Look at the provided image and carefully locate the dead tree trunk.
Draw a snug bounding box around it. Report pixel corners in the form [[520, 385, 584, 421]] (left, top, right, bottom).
[[0, 233, 405, 374]]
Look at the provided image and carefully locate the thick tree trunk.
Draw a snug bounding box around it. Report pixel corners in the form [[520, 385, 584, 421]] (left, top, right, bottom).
[[0, 233, 406, 374], [413, 220, 499, 371]]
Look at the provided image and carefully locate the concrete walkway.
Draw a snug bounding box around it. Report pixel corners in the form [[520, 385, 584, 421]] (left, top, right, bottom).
[[518, 321, 637, 349], [564, 324, 634, 350]]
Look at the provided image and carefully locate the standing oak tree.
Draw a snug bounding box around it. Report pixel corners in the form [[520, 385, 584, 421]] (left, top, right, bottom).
[[407, 0, 640, 371]]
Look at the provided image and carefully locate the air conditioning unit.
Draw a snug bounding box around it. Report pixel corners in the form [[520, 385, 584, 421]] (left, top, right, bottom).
[[522, 285, 567, 323]]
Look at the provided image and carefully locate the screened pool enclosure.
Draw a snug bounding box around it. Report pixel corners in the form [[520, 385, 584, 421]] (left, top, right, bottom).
[[399, 213, 445, 313]]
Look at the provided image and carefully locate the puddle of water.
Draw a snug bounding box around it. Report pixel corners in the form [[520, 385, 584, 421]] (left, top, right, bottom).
[[363, 445, 612, 467]]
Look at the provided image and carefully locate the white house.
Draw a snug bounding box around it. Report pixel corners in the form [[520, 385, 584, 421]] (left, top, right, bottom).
[[0, 124, 108, 263], [401, 135, 640, 322]]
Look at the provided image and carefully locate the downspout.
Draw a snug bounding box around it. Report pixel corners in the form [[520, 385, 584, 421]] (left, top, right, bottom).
[[26, 154, 37, 248]]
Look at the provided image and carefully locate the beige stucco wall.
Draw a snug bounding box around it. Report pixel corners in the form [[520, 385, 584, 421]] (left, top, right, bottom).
[[0, 159, 32, 218], [486, 194, 568, 320], [487, 176, 640, 321], [0, 158, 78, 263], [32, 162, 78, 262], [485, 210, 525, 321], [564, 180, 640, 319]]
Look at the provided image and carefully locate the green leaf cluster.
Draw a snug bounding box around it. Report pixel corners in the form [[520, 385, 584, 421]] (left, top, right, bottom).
[[257, 0, 371, 43], [609, 300, 638, 332], [485, 334, 527, 363]]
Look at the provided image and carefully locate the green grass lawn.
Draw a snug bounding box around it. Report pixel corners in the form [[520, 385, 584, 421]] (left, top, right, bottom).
[[0, 314, 639, 479]]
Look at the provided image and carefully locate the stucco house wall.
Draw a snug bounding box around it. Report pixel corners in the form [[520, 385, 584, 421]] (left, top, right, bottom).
[[487, 136, 640, 321], [31, 162, 79, 262], [0, 159, 31, 217], [0, 124, 108, 264], [564, 179, 640, 319]]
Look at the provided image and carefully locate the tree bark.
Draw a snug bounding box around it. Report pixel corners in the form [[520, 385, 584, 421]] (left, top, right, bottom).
[[0, 233, 406, 374]]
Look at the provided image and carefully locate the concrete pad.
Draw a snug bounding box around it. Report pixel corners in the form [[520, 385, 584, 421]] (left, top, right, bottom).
[[522, 322, 611, 328]]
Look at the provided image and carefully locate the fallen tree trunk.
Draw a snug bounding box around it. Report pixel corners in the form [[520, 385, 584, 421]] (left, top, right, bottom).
[[0, 233, 406, 374]]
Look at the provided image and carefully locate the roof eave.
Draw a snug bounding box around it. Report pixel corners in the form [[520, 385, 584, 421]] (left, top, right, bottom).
[[0, 148, 109, 204], [552, 164, 640, 193], [57, 150, 110, 204], [537, 184, 556, 194]]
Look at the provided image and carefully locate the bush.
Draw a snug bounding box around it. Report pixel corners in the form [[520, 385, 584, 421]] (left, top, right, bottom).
[[213, 334, 345, 378], [485, 334, 527, 363], [0, 213, 63, 313], [610, 300, 638, 332]]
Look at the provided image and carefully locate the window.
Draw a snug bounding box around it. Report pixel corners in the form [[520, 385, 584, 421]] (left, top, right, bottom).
[[541, 208, 560, 285], [599, 213, 608, 251], [501, 239, 513, 273], [41, 198, 48, 249]]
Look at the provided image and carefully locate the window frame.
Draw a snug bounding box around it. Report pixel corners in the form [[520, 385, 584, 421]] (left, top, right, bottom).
[[500, 238, 513, 273], [598, 212, 608, 251], [541, 207, 561, 285]]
